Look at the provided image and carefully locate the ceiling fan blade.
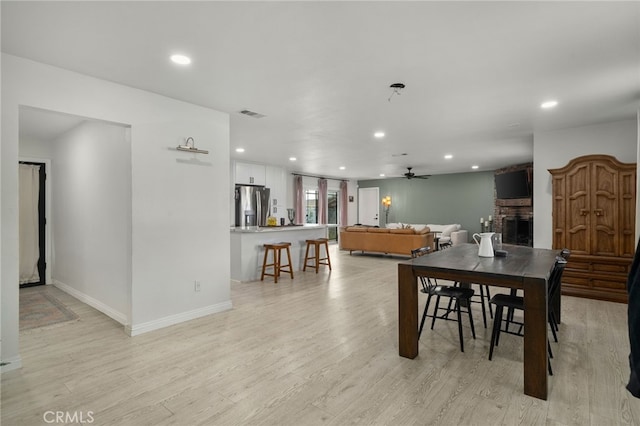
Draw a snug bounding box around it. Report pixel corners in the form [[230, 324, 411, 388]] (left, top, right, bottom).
[[403, 166, 429, 179]]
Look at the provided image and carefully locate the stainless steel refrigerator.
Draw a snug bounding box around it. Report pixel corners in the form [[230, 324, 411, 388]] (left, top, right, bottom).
[[235, 185, 271, 227]]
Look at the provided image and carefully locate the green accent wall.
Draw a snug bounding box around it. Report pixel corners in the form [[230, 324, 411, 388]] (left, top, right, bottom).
[[358, 171, 495, 239]]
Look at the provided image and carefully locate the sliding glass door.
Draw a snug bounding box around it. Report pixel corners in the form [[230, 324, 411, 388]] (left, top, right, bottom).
[[304, 188, 340, 242], [327, 191, 338, 241]]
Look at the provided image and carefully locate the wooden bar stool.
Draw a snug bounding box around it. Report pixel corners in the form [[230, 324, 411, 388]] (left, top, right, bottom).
[[303, 238, 332, 273], [260, 242, 294, 283]]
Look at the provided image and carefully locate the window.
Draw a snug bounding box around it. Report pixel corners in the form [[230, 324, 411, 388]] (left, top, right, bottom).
[[304, 190, 318, 224]]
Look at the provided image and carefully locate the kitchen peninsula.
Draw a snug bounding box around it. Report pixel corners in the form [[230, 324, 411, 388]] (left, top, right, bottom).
[[230, 225, 328, 282]]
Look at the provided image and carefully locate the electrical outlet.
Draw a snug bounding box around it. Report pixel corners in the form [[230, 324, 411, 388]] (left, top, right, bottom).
[[194, 280, 201, 292]]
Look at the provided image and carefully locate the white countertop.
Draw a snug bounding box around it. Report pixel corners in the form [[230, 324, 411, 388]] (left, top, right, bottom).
[[230, 224, 327, 233]]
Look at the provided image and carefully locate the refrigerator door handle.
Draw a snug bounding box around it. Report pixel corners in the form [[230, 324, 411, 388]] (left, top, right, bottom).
[[256, 191, 262, 227]]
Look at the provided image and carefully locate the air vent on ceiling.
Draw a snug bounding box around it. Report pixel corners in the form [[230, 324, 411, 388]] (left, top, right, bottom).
[[239, 109, 266, 119]]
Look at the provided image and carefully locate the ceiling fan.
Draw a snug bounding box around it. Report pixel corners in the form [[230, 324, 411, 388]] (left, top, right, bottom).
[[403, 167, 430, 180]]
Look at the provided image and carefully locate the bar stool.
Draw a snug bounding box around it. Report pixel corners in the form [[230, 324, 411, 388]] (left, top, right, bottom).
[[303, 238, 332, 273], [260, 242, 294, 283]]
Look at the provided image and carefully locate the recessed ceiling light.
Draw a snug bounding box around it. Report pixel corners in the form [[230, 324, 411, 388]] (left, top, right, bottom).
[[471, 165, 479, 170], [289, 157, 297, 161], [235, 148, 245, 153], [541, 100, 558, 109], [444, 154, 453, 159], [170, 54, 191, 65], [339, 166, 346, 170], [379, 173, 385, 177], [374, 131, 385, 138]]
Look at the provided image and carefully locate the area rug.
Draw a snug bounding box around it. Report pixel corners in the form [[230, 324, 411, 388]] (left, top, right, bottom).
[[20, 288, 79, 330]]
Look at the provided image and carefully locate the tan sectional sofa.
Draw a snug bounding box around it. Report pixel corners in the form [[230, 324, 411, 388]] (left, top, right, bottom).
[[339, 225, 434, 256]]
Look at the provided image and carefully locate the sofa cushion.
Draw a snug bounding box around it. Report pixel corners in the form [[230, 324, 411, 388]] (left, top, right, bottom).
[[389, 228, 415, 234], [385, 222, 402, 229], [414, 227, 431, 235], [409, 224, 429, 232], [368, 228, 390, 233], [345, 226, 368, 232]]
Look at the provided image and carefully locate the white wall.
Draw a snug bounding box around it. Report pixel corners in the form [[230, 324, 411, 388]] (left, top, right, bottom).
[[50, 121, 131, 323], [533, 118, 638, 249], [2, 54, 231, 371], [20, 136, 54, 159], [346, 180, 358, 225]]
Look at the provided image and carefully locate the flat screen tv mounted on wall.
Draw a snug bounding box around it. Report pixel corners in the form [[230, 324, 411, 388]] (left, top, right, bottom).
[[495, 169, 531, 199]]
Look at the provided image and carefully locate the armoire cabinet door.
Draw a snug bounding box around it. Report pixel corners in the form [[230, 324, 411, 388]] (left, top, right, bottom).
[[564, 162, 590, 254], [620, 169, 636, 257], [591, 160, 619, 257]]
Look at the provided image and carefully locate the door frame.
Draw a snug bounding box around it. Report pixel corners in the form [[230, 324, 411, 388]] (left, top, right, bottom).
[[19, 157, 52, 285]]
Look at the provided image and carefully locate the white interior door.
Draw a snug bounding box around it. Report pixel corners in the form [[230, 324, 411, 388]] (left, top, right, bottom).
[[358, 187, 379, 226]]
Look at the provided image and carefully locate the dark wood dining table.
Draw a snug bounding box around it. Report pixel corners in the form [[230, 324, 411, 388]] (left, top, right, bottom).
[[397, 243, 559, 400]]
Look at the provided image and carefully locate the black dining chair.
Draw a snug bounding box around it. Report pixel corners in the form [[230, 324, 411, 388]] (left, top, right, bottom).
[[488, 256, 568, 375], [506, 248, 571, 335], [547, 248, 571, 335], [452, 282, 493, 328], [411, 247, 476, 352]]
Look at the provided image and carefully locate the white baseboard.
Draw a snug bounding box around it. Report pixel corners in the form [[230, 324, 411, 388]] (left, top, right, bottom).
[[1, 355, 23, 373], [125, 301, 233, 337], [53, 280, 128, 325]]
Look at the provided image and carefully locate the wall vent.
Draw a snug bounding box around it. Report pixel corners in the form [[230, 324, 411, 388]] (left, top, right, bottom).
[[239, 109, 266, 119]]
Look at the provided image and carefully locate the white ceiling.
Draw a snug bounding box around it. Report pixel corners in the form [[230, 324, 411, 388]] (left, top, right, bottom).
[[3, 1, 639, 180]]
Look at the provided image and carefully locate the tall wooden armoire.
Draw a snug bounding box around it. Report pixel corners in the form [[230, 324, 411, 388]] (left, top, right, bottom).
[[549, 154, 636, 303]]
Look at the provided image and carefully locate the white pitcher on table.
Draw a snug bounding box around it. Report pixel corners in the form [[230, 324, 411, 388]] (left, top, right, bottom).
[[473, 232, 495, 257]]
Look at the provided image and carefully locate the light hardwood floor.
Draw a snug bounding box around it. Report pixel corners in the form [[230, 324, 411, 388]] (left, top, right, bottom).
[[3, 245, 640, 425]]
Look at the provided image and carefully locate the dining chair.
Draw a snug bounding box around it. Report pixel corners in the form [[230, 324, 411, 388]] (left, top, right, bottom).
[[488, 256, 568, 375], [506, 248, 571, 333], [452, 282, 493, 328], [547, 248, 571, 334], [411, 247, 476, 352]]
